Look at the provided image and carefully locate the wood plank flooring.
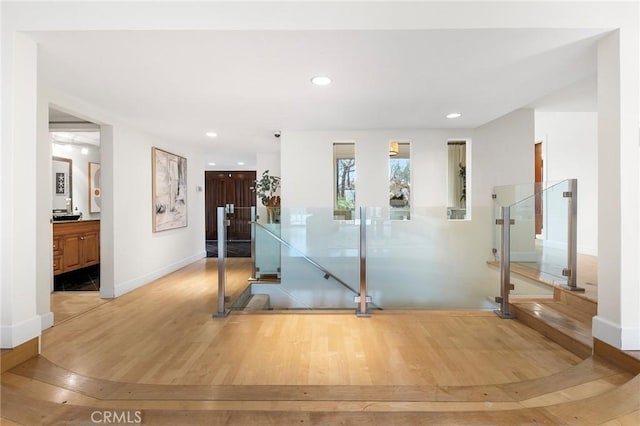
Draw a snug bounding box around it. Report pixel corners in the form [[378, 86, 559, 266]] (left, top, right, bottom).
[[2, 257, 638, 425], [51, 291, 111, 325]]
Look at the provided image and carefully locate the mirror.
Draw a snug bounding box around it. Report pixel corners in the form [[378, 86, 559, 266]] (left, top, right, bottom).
[[52, 156, 73, 216]]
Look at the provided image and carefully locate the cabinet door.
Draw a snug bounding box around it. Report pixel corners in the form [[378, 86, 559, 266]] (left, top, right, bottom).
[[82, 231, 100, 266], [62, 235, 82, 271], [53, 236, 63, 274]]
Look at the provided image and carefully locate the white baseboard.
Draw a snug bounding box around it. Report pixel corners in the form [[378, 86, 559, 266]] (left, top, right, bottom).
[[1, 315, 41, 349], [510, 251, 537, 262], [593, 316, 640, 350], [113, 251, 206, 297], [542, 239, 564, 250], [40, 311, 54, 330], [544, 239, 598, 257]]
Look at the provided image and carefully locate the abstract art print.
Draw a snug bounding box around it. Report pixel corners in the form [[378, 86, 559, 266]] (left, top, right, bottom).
[[152, 147, 187, 232], [89, 162, 101, 213]]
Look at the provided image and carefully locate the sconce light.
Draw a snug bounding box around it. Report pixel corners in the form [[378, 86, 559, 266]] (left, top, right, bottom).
[[389, 141, 399, 157]]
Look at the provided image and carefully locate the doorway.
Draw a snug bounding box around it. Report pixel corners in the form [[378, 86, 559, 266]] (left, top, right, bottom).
[[205, 171, 256, 256], [535, 142, 543, 235]]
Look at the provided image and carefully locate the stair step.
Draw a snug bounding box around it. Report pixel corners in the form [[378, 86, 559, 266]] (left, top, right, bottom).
[[244, 294, 270, 311], [511, 301, 593, 359], [554, 286, 597, 316]]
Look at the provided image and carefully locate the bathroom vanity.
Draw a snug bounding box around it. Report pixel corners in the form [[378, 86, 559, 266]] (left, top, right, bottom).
[[53, 220, 100, 275]]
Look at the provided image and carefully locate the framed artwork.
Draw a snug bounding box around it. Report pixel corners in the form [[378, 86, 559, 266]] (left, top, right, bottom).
[[55, 172, 66, 195], [89, 162, 101, 213], [152, 147, 187, 232], [52, 156, 73, 212]]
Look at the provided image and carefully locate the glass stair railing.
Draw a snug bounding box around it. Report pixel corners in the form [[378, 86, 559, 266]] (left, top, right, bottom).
[[493, 179, 583, 318]]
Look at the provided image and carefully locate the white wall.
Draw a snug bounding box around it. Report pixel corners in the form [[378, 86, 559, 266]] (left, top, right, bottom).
[[535, 111, 598, 255], [475, 109, 536, 261], [109, 125, 205, 297], [1, 33, 41, 348]]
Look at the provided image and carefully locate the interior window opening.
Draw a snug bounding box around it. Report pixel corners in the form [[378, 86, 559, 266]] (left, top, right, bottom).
[[389, 141, 410, 220], [447, 140, 468, 220], [334, 143, 356, 220]]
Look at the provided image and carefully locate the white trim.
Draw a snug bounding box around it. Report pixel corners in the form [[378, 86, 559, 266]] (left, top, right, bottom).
[[113, 251, 205, 297], [592, 316, 620, 348], [40, 311, 54, 330], [1, 315, 41, 349], [595, 316, 640, 351], [621, 326, 640, 350]]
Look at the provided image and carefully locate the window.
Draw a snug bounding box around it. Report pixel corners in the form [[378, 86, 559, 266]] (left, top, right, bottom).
[[389, 141, 410, 220], [334, 143, 355, 220], [447, 140, 468, 220]]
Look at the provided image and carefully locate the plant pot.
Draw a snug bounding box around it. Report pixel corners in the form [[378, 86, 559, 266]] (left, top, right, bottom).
[[266, 207, 280, 223]]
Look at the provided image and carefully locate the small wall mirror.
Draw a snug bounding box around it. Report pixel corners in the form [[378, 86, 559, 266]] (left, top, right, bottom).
[[52, 156, 73, 215]]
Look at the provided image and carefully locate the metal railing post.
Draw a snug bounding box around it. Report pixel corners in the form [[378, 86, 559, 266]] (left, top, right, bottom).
[[214, 206, 229, 318], [356, 207, 371, 317], [495, 206, 515, 319], [250, 206, 257, 280], [561, 179, 584, 292]]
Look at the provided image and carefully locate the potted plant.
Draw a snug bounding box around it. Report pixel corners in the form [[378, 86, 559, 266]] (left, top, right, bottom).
[[255, 170, 281, 222]]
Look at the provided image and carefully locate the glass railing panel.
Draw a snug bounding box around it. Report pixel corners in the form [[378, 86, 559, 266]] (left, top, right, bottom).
[[505, 180, 569, 297], [366, 206, 496, 310], [493, 180, 564, 262], [255, 208, 281, 279], [252, 207, 360, 309]]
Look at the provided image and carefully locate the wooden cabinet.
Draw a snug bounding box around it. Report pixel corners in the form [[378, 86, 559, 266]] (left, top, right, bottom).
[[53, 220, 100, 275]]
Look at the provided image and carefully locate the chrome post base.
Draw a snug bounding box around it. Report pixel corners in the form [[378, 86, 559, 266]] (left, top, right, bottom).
[[560, 284, 585, 292], [494, 309, 516, 319], [213, 310, 230, 318]]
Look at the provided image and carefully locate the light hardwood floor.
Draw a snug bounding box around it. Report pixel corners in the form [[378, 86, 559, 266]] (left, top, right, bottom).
[[2, 257, 638, 425]]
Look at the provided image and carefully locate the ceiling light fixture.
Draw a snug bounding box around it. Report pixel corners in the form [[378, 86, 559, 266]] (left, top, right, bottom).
[[81, 147, 89, 155], [208, 162, 216, 166], [389, 141, 399, 157], [311, 75, 332, 86], [446, 113, 462, 119], [237, 162, 245, 166], [205, 131, 218, 138]]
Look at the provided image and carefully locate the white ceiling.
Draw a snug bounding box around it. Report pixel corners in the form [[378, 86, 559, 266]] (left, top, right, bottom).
[[32, 28, 604, 168]]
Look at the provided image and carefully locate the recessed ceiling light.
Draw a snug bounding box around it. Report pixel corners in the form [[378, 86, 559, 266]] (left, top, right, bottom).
[[208, 162, 216, 166], [81, 147, 89, 155], [237, 162, 245, 166], [205, 131, 218, 138], [446, 113, 462, 119], [311, 75, 332, 86]]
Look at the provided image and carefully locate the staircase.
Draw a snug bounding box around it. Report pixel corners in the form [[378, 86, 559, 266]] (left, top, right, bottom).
[[489, 259, 640, 374], [510, 286, 596, 359]]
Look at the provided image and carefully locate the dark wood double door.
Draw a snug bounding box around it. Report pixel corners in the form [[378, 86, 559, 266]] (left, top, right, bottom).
[[205, 171, 256, 241]]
